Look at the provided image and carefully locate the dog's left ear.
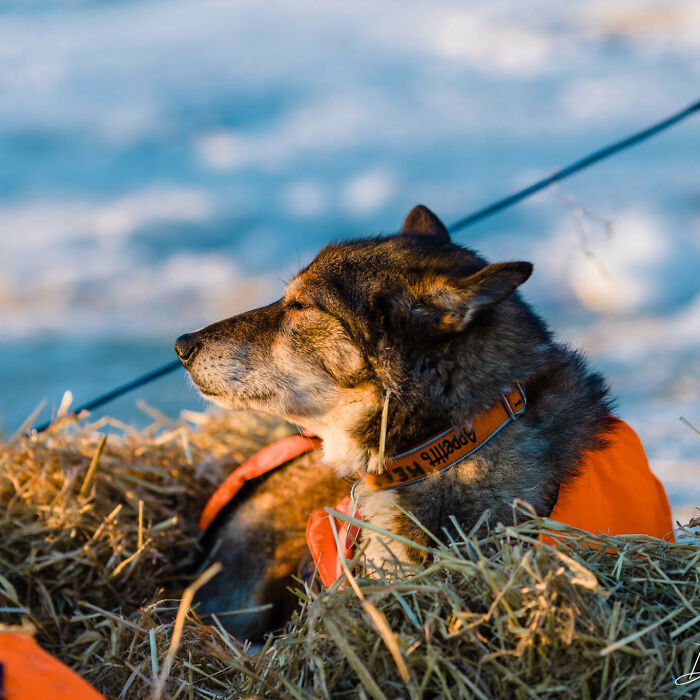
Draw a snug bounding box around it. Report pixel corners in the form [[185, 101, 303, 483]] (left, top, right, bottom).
[[401, 205, 450, 242], [411, 262, 533, 333]]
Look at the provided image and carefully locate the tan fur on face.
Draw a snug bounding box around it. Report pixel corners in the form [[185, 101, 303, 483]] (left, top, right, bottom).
[[187, 290, 367, 422], [189, 292, 380, 477]]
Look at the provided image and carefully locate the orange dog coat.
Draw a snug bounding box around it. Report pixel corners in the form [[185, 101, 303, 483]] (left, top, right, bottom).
[[546, 418, 673, 542]]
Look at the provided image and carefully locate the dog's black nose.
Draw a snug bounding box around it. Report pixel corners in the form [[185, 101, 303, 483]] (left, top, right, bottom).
[[174, 333, 201, 365]]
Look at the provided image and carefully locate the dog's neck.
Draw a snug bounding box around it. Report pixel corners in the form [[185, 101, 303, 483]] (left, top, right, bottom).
[[362, 385, 526, 491], [304, 347, 555, 565], [309, 385, 521, 567], [307, 380, 530, 480]]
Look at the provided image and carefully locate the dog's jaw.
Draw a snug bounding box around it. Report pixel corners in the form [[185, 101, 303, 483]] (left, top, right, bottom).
[[288, 383, 382, 479]]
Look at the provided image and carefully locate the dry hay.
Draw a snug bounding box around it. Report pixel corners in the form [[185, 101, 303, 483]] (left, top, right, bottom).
[[0, 405, 698, 699]]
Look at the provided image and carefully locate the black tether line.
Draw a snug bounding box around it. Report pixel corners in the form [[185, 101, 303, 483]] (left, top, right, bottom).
[[31, 98, 700, 434], [447, 98, 700, 233], [32, 360, 183, 433]]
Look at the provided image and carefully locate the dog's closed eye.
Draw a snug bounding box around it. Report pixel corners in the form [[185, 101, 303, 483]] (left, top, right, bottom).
[[287, 300, 312, 311]]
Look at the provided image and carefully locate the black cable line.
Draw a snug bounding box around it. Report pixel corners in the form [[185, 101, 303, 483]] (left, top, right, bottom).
[[447, 98, 700, 233], [31, 360, 183, 433], [30, 98, 700, 434]]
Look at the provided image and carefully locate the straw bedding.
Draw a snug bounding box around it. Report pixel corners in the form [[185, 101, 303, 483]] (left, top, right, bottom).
[[0, 405, 698, 699]]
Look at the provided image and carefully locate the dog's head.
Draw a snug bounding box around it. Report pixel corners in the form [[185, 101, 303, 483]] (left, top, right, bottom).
[[175, 206, 541, 475]]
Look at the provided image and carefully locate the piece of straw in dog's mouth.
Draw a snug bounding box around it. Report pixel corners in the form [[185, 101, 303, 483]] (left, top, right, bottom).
[[376, 391, 390, 475]]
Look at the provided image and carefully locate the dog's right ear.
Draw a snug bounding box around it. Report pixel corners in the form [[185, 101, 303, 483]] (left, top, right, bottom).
[[402, 261, 533, 334], [401, 205, 450, 242]]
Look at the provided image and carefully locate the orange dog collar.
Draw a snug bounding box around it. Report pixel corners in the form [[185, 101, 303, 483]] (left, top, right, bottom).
[[363, 384, 526, 491]]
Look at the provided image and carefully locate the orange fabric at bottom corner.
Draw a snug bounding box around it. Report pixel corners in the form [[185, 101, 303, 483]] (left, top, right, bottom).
[[540, 418, 674, 545], [0, 633, 104, 699]]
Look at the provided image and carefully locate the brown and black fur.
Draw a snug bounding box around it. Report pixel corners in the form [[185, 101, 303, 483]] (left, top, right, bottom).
[[176, 205, 613, 640], [195, 451, 346, 642]]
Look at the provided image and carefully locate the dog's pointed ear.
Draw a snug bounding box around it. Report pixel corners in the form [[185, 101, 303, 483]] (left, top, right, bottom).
[[460, 261, 533, 309], [410, 262, 533, 333], [401, 205, 450, 242]]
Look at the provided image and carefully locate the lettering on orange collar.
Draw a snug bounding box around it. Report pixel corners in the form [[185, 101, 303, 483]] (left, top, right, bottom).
[[421, 427, 478, 468], [363, 385, 526, 491]]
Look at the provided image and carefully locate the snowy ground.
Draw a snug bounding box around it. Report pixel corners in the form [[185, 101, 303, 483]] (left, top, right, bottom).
[[0, 0, 698, 523]]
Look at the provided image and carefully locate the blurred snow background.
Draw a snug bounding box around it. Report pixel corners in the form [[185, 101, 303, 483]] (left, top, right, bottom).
[[0, 0, 698, 523]]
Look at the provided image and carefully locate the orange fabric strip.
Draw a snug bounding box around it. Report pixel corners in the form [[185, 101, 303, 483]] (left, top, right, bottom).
[[363, 385, 526, 491], [198, 434, 321, 530], [306, 495, 362, 588]]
